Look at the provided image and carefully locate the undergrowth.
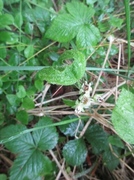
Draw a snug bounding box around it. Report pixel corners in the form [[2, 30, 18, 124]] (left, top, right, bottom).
[[0, 0, 134, 180]]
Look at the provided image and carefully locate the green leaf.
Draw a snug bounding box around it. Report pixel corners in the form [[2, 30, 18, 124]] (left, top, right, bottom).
[[38, 50, 86, 85], [0, 174, 7, 180], [85, 124, 109, 154], [14, 12, 23, 28], [16, 110, 28, 125], [22, 97, 35, 110], [24, 45, 34, 58], [45, 1, 100, 48], [66, 1, 94, 21], [0, 124, 34, 153], [0, 112, 5, 125], [109, 16, 123, 29], [10, 149, 53, 180], [0, 45, 7, 59], [46, 14, 78, 42], [62, 98, 75, 107], [62, 139, 87, 166], [0, 14, 14, 28], [102, 148, 120, 171], [4, 0, 20, 5], [6, 94, 20, 106], [0, 0, 3, 12], [34, 79, 44, 90], [33, 117, 58, 150], [76, 24, 101, 48], [112, 88, 134, 144], [59, 115, 84, 137], [17, 85, 26, 98], [108, 135, 124, 148], [0, 32, 18, 44]]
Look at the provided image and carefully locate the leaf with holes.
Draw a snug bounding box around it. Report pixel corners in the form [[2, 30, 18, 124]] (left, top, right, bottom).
[[38, 50, 86, 85]]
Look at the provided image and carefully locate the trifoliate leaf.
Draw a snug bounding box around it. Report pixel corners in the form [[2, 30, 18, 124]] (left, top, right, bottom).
[[10, 149, 53, 180], [0, 124, 34, 153], [62, 139, 87, 166], [85, 124, 109, 154], [38, 50, 86, 85], [112, 88, 134, 144], [33, 117, 58, 150], [45, 1, 100, 48]]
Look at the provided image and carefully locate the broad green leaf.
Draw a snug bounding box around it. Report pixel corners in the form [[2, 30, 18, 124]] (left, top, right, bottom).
[[102, 148, 120, 171], [66, 1, 94, 22], [6, 94, 20, 106], [0, 0, 3, 12], [14, 12, 23, 28], [10, 149, 53, 180], [17, 85, 26, 98], [0, 32, 18, 44], [33, 117, 58, 150], [24, 45, 34, 58], [45, 1, 99, 48], [62, 139, 87, 166], [112, 88, 134, 144], [59, 115, 84, 137], [22, 97, 35, 110], [0, 14, 14, 28], [16, 110, 28, 125], [76, 24, 101, 48], [38, 50, 86, 85], [45, 14, 79, 42], [0, 174, 7, 180], [0, 124, 34, 153], [85, 124, 109, 154]]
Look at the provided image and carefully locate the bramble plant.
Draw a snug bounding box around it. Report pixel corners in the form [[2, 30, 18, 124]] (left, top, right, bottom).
[[0, 0, 134, 179]]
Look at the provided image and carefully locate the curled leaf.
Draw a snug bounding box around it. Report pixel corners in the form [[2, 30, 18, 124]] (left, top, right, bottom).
[[38, 50, 86, 85]]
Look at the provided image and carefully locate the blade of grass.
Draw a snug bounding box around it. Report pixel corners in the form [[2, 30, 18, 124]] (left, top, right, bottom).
[[124, 0, 131, 73]]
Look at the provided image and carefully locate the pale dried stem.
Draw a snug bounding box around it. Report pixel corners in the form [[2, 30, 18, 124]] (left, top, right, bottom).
[[92, 38, 113, 97], [35, 91, 79, 107], [56, 160, 65, 180], [0, 153, 13, 166], [115, 44, 122, 101], [39, 83, 51, 109], [109, 144, 134, 174], [49, 150, 72, 180]]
